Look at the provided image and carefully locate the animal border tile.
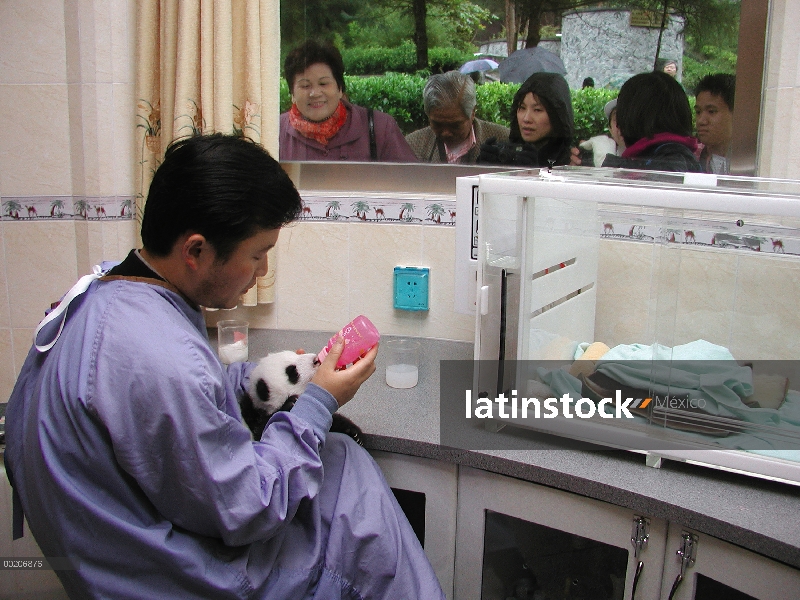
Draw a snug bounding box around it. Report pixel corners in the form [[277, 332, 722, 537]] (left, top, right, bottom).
[[298, 191, 456, 226], [1, 196, 134, 221]]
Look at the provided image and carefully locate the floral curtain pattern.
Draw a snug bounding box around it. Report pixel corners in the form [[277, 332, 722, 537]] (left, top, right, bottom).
[[135, 0, 279, 224]]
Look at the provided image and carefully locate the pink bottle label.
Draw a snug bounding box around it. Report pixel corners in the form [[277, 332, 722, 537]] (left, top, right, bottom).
[[317, 315, 380, 368]]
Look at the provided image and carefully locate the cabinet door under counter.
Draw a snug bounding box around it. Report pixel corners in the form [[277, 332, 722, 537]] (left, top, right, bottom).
[[660, 524, 800, 600], [369, 450, 459, 600], [454, 466, 669, 600]]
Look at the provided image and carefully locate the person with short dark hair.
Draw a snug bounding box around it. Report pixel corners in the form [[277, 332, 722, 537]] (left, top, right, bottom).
[[601, 71, 703, 172], [140, 136, 301, 261], [405, 71, 510, 163], [582, 77, 595, 88], [478, 72, 575, 167], [5, 133, 444, 599], [280, 40, 417, 162], [694, 73, 736, 174]]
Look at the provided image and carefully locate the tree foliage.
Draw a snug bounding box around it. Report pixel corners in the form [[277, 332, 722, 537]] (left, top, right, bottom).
[[682, 45, 737, 92], [341, 43, 472, 75], [513, 0, 597, 48], [283, 0, 492, 61], [279, 0, 362, 58], [619, 0, 740, 49]]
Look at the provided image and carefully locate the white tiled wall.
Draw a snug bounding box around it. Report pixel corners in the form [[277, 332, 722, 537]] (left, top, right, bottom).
[[0, 0, 138, 407], [204, 221, 476, 346], [758, 0, 800, 179]]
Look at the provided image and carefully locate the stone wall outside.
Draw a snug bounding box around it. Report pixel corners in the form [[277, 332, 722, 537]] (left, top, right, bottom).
[[479, 8, 686, 90], [562, 8, 685, 89]]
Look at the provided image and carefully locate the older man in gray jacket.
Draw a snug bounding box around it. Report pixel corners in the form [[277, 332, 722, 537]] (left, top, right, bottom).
[[406, 71, 510, 164]]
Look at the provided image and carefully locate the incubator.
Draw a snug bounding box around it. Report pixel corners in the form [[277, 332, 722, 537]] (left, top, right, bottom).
[[456, 168, 800, 484]]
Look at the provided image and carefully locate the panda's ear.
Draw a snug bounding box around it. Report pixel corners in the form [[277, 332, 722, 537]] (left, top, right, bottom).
[[285, 364, 300, 385], [255, 378, 271, 403]]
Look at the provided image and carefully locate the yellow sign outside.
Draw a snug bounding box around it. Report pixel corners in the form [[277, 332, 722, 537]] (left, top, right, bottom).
[[629, 10, 662, 28]]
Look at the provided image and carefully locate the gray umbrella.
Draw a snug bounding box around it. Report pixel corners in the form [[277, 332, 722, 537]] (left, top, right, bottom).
[[498, 47, 567, 83], [459, 59, 499, 74]]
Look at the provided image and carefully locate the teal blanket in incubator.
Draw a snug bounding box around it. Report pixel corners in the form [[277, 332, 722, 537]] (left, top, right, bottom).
[[538, 340, 800, 453]]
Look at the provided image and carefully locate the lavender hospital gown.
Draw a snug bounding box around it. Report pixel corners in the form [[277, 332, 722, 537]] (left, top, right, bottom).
[[4, 274, 443, 599]]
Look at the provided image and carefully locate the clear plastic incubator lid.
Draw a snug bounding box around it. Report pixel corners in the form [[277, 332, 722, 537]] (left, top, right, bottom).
[[479, 166, 800, 216], [470, 167, 800, 485]]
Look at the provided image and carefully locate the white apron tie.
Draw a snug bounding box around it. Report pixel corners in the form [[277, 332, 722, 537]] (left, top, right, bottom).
[[34, 264, 107, 352]]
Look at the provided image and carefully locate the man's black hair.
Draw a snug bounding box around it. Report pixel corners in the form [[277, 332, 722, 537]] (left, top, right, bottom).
[[616, 71, 693, 147], [284, 40, 346, 94], [140, 134, 302, 260], [695, 73, 736, 111]]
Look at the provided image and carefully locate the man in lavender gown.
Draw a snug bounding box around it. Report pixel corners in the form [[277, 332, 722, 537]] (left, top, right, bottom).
[[5, 134, 444, 600]]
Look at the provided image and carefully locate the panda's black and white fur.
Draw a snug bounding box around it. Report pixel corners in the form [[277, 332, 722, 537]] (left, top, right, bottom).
[[240, 350, 363, 445]]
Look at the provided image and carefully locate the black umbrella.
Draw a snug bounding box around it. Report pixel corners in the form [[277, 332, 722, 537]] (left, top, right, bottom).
[[498, 47, 567, 83]]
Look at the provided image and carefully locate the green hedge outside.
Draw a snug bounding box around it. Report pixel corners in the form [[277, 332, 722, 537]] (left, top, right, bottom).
[[341, 42, 473, 76], [280, 75, 620, 143]]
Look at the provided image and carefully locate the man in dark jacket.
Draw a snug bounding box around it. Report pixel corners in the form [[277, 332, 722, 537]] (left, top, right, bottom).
[[695, 74, 735, 174], [405, 71, 509, 164]]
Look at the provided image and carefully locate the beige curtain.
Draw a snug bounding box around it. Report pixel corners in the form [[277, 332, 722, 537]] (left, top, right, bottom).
[[134, 0, 280, 303]]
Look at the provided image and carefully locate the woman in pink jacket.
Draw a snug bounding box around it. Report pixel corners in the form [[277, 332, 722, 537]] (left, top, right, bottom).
[[279, 40, 418, 163]]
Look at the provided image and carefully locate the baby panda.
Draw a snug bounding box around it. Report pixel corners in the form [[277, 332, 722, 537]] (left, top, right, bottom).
[[240, 350, 364, 445]]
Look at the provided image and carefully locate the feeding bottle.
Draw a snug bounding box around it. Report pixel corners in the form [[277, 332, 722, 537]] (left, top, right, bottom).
[[317, 315, 380, 368]]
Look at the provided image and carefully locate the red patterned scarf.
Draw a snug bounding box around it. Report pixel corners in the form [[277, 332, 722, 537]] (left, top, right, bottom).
[[288, 101, 348, 145]]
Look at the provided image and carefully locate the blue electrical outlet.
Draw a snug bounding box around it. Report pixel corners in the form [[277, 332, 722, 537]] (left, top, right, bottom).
[[393, 266, 429, 311]]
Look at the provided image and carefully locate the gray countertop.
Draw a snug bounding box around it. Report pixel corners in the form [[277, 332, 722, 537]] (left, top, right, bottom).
[[246, 329, 800, 570]]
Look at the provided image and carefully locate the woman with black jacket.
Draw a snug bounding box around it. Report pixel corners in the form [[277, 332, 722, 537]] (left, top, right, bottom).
[[478, 72, 575, 167], [600, 71, 703, 172]]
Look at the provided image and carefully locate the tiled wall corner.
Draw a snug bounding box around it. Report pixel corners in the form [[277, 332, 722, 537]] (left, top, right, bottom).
[[759, 0, 800, 179], [4, 221, 79, 330], [0, 0, 68, 85], [0, 84, 74, 197], [80, 83, 118, 196], [0, 223, 9, 330], [421, 226, 475, 342], [110, 0, 136, 86], [0, 328, 15, 402], [111, 83, 136, 195]]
